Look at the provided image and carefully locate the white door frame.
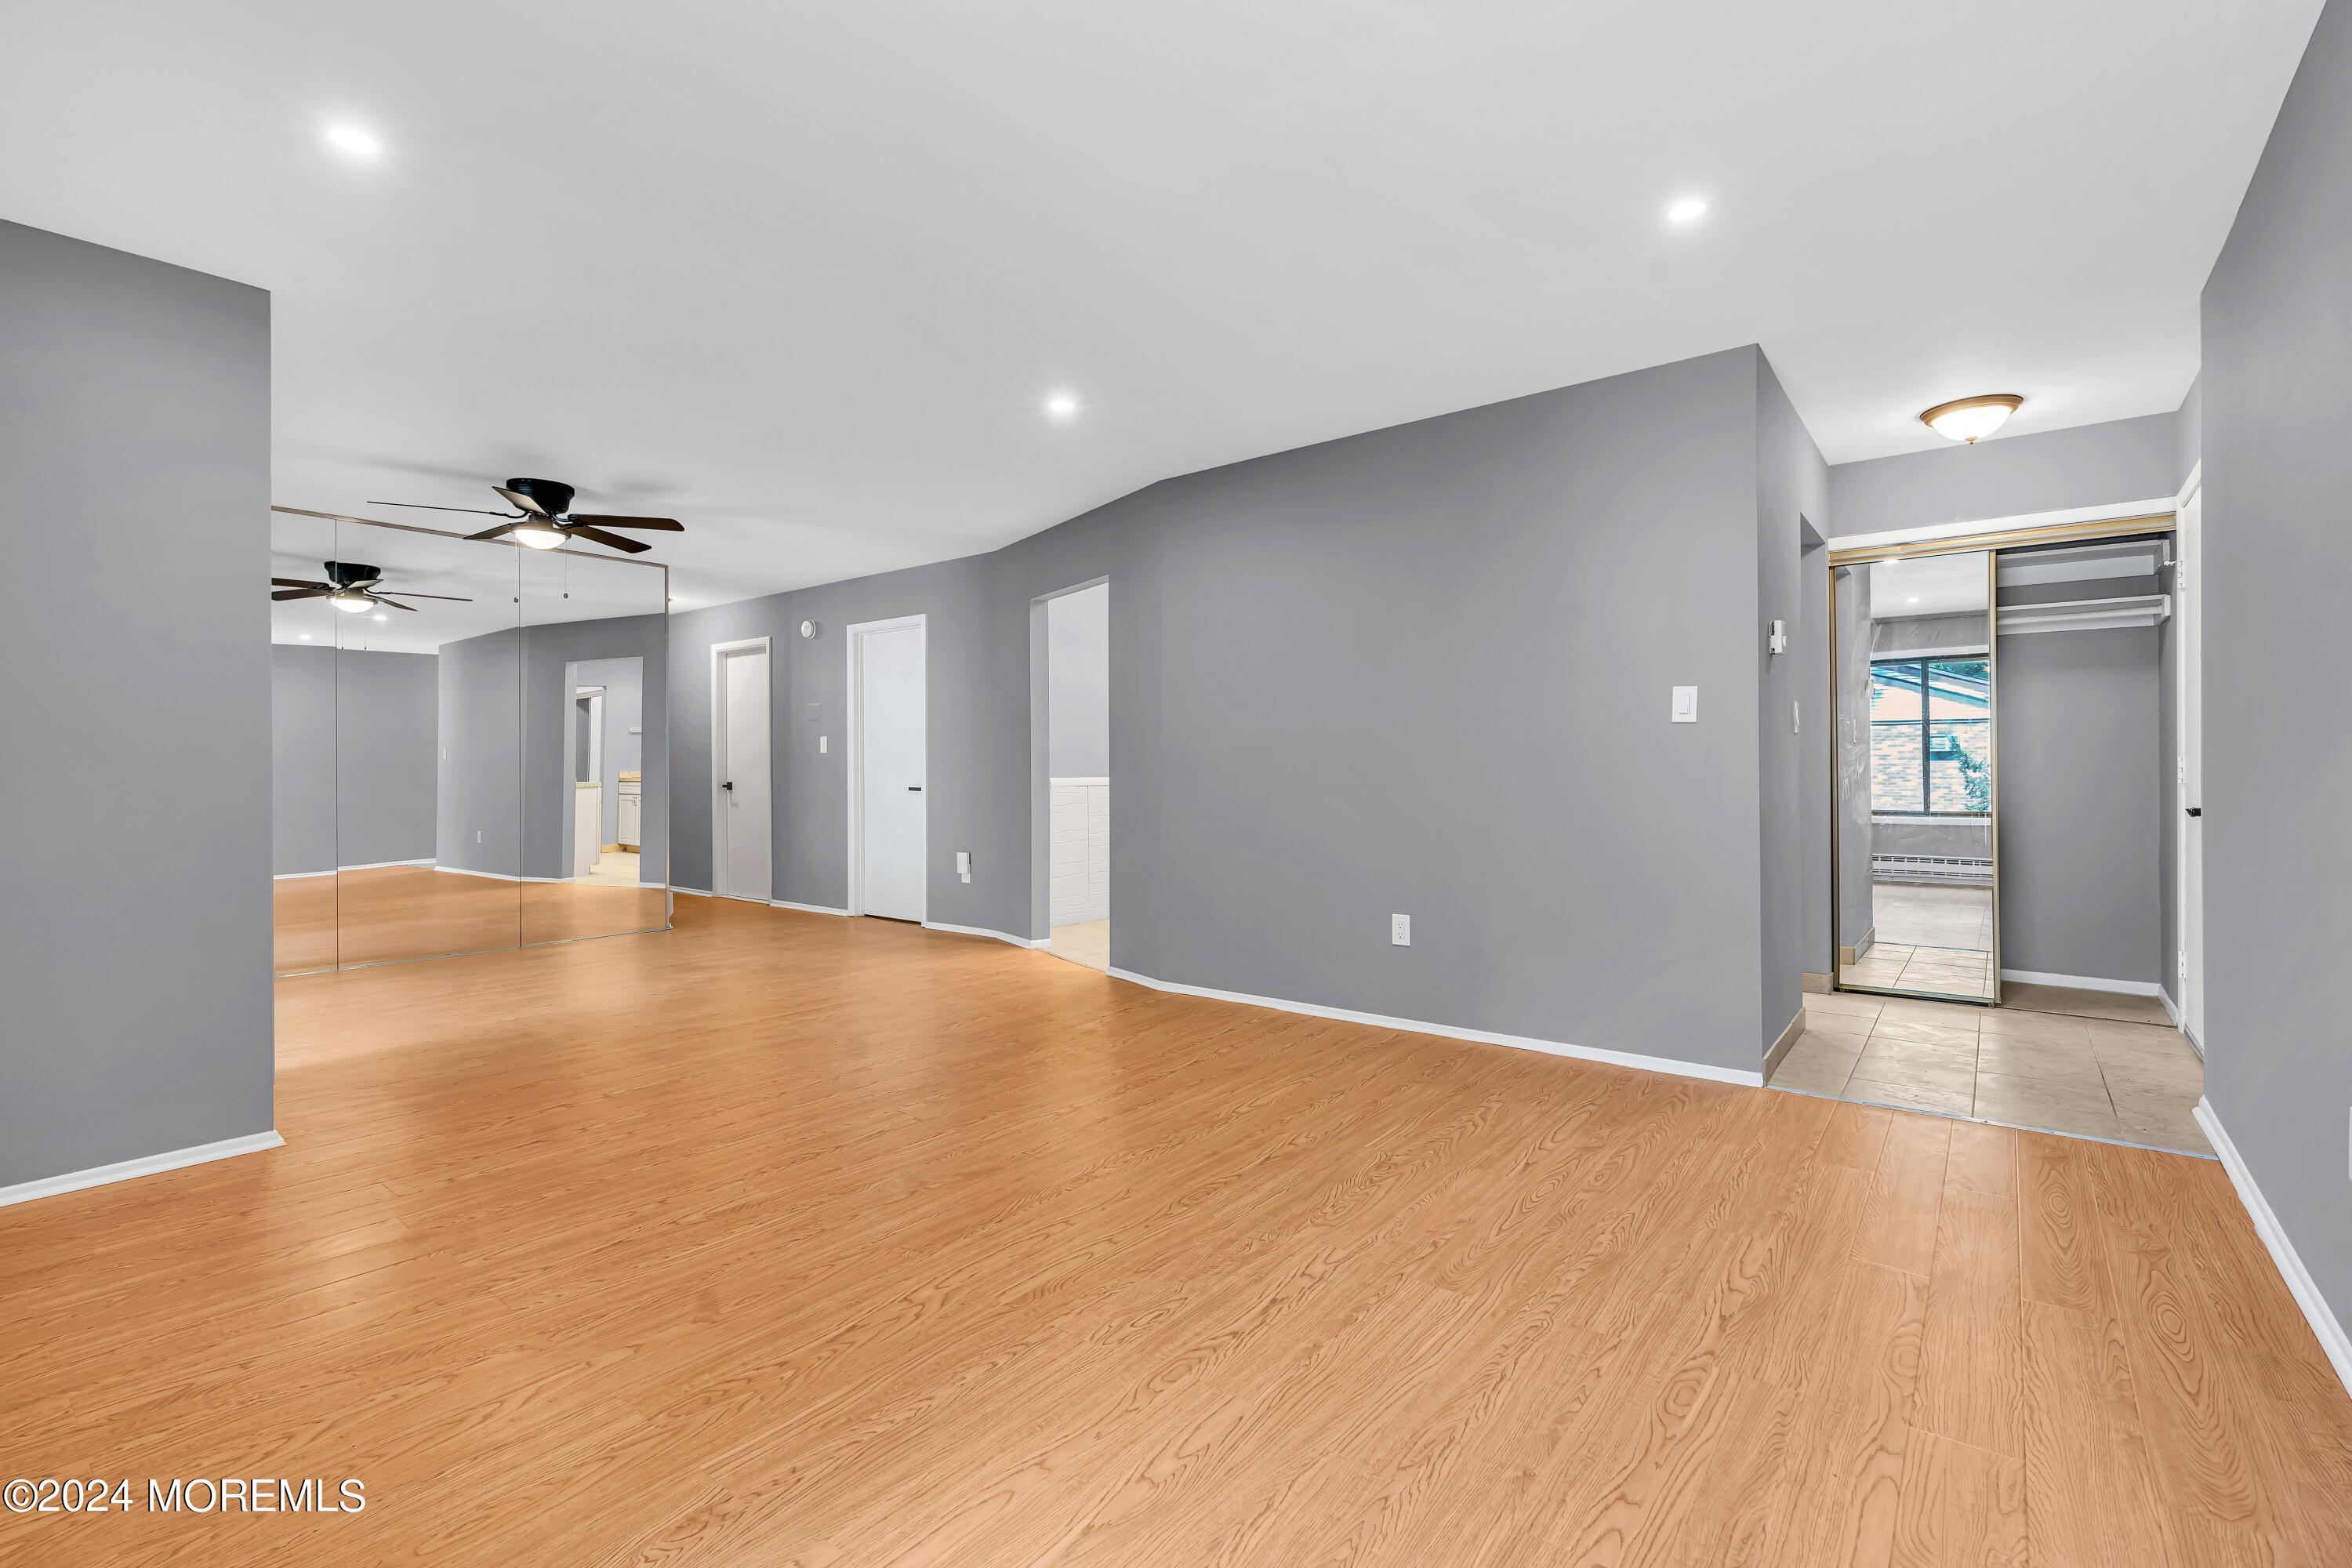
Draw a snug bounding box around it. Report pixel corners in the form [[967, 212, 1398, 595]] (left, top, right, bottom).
[[845, 614, 926, 919], [710, 636, 771, 902], [2175, 467, 2204, 1051]]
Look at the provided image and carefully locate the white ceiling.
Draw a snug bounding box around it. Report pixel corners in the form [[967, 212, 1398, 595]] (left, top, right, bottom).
[[0, 1, 2321, 608]]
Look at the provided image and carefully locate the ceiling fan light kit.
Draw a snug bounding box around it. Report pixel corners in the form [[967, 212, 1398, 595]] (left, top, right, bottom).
[[358, 476, 687, 555], [270, 561, 473, 614]]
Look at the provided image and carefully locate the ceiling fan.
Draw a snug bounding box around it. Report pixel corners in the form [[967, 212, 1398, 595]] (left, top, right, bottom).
[[271, 561, 474, 615], [371, 477, 684, 554]]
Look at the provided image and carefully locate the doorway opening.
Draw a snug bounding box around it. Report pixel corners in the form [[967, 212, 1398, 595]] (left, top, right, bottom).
[[711, 637, 771, 902], [1036, 581, 1109, 971], [1780, 526, 2209, 1156], [848, 615, 927, 923]]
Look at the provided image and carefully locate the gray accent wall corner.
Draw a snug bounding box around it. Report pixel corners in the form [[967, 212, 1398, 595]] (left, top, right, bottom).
[[0, 220, 274, 1188], [2200, 0, 2352, 1356]]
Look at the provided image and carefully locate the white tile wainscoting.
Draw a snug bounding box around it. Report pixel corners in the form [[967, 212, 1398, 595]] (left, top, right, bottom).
[[1050, 777, 1109, 925]]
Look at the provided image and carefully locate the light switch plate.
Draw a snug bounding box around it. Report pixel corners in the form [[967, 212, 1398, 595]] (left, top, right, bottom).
[[819, 735, 828, 753], [1671, 685, 1699, 723], [1391, 913, 1410, 946]]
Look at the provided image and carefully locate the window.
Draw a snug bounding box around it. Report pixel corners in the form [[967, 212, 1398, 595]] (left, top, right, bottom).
[[1869, 658, 1990, 814]]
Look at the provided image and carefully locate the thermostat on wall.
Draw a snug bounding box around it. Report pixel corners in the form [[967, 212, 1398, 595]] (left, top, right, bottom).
[[799, 619, 817, 638]]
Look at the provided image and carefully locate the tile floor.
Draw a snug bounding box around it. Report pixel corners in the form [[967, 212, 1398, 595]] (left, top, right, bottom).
[[1045, 919, 1109, 972], [1838, 881, 1997, 999], [576, 849, 643, 887], [1770, 987, 2212, 1156]]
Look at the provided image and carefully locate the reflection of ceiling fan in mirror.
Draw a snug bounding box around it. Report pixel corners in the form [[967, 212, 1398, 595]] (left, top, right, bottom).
[[272, 561, 474, 615], [371, 477, 685, 555]]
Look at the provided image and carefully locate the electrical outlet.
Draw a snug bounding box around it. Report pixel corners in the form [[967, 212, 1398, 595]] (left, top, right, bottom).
[[1391, 913, 1410, 946]]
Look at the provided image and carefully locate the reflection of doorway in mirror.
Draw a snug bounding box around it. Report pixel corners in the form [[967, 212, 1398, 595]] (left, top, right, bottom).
[[565, 659, 647, 890]]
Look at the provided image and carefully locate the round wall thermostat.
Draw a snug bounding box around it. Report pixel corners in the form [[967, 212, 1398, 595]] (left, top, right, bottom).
[[799, 619, 816, 638]]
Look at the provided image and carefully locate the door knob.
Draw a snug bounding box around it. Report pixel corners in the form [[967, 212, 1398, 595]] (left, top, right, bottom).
[[722, 781, 735, 792], [2186, 806, 2201, 817], [907, 786, 923, 792]]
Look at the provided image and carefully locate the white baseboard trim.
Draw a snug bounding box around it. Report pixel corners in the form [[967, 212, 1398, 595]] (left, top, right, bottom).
[[924, 920, 1043, 949], [2194, 1097, 2352, 1397], [774, 899, 851, 916], [431, 866, 570, 885], [1104, 967, 1762, 1087], [2000, 968, 2162, 997], [2158, 986, 2184, 1028], [273, 858, 435, 880], [670, 886, 713, 897], [0, 1130, 285, 1210]]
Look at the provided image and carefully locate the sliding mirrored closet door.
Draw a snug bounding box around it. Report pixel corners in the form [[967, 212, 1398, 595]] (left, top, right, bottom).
[[1833, 548, 1998, 1002]]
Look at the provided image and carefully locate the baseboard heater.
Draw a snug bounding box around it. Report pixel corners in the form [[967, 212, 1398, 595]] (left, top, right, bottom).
[[1872, 854, 1993, 887]]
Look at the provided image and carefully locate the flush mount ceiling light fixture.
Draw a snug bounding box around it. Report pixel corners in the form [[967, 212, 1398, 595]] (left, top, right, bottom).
[[1921, 394, 2024, 444]]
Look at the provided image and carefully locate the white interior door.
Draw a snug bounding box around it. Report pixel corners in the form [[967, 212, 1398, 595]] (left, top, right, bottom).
[[717, 644, 771, 902], [2180, 486, 2205, 1048], [855, 621, 926, 920]]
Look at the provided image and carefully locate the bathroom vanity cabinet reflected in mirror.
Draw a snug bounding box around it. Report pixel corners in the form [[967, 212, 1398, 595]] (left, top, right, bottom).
[[270, 509, 668, 976], [1833, 547, 1998, 1003]]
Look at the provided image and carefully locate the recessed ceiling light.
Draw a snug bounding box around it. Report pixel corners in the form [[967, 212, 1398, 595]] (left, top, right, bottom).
[[373, 613, 388, 622], [1044, 393, 1079, 419], [1665, 198, 1708, 223], [297, 633, 312, 641], [1921, 394, 2023, 444], [325, 125, 381, 158], [1907, 597, 1920, 604]]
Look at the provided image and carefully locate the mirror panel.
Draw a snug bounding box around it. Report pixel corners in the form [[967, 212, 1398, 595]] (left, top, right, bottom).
[[1835, 549, 1998, 1002], [519, 543, 670, 949], [268, 509, 668, 975], [270, 508, 343, 975], [333, 518, 523, 967]]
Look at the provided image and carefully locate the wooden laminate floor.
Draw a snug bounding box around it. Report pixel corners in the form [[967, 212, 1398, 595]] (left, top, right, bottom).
[[274, 862, 667, 975], [6, 897, 2348, 1566]]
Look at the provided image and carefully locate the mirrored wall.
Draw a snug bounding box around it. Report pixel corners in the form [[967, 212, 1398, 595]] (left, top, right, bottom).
[[1833, 548, 1998, 1002], [271, 510, 669, 975]]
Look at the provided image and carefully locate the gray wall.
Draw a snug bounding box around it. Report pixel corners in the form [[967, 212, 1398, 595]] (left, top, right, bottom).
[[270, 647, 438, 874], [1756, 355, 1830, 1036], [1047, 583, 1111, 777], [1830, 410, 2179, 535], [273, 645, 338, 877], [2201, 0, 2352, 1345], [674, 347, 1801, 1073], [2175, 375, 2203, 491], [435, 628, 522, 877], [437, 615, 670, 884], [1994, 616, 2164, 985], [0, 220, 274, 1186]]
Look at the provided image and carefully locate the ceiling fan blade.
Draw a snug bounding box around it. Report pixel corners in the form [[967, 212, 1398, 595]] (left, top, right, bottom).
[[568, 514, 684, 532], [272, 577, 330, 589], [465, 523, 521, 542], [272, 587, 333, 601], [371, 501, 520, 517], [493, 486, 551, 517], [564, 524, 654, 554], [374, 591, 475, 602], [375, 596, 419, 612]]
